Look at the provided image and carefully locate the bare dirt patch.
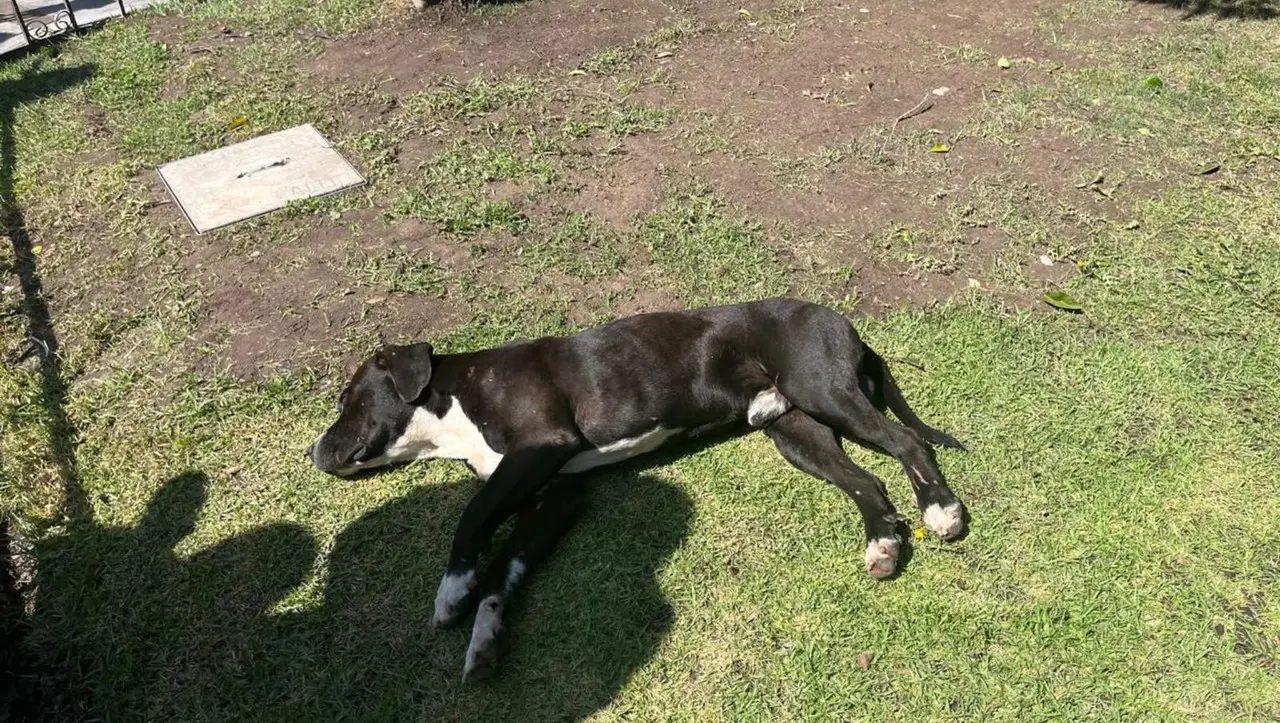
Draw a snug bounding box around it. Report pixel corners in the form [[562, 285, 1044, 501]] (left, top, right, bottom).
[[185, 214, 462, 376], [293, 0, 1189, 333], [643, 0, 1074, 158], [614, 287, 681, 316], [306, 0, 676, 92], [562, 133, 672, 227], [37, 0, 1202, 385], [146, 13, 188, 47]]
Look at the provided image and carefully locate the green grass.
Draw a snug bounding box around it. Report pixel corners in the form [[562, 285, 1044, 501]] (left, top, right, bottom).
[[347, 247, 451, 295], [3, 0, 1280, 719]]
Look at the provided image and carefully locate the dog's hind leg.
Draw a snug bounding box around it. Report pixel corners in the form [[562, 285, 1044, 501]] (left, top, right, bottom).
[[810, 384, 967, 541], [462, 477, 587, 682], [858, 346, 966, 451], [766, 409, 905, 578]]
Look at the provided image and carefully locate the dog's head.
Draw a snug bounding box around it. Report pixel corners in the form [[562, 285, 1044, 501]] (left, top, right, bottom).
[[308, 342, 436, 477]]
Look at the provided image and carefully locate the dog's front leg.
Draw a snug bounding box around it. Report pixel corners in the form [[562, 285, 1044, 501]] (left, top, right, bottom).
[[433, 444, 581, 627], [462, 477, 587, 681]]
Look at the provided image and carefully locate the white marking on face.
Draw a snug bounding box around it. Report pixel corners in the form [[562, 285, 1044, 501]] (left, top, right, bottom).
[[747, 387, 791, 427], [337, 397, 505, 480], [560, 426, 684, 474], [463, 594, 504, 680], [433, 569, 476, 626], [864, 537, 900, 579], [923, 502, 964, 540]]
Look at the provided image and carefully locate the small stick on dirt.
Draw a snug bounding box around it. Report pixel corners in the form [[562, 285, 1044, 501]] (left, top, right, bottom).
[[893, 95, 934, 125], [569, 87, 623, 103], [880, 94, 934, 156]]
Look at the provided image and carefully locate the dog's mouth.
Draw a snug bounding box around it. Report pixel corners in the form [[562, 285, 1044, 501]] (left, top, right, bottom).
[[309, 432, 383, 478], [322, 457, 418, 481], [317, 460, 386, 481]]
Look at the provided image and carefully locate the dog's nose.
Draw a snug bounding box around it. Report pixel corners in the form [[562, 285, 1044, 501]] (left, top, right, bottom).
[[305, 442, 316, 461]]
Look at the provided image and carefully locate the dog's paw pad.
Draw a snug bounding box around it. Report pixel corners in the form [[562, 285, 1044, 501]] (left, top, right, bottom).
[[864, 537, 900, 579], [923, 502, 964, 540]]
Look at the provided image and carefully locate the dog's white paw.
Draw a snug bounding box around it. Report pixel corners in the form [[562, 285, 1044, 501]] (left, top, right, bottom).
[[410, 0, 426, 9], [463, 596, 505, 682], [864, 537, 900, 579], [923, 502, 964, 540], [433, 570, 476, 628]]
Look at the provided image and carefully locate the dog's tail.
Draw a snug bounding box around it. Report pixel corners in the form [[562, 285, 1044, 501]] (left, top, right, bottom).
[[858, 345, 967, 451]]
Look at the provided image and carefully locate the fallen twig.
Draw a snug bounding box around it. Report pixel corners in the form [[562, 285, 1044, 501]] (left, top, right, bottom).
[[893, 95, 934, 125], [879, 94, 934, 156]]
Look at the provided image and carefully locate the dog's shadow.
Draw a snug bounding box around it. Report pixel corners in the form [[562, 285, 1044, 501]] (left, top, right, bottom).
[[29, 463, 696, 721]]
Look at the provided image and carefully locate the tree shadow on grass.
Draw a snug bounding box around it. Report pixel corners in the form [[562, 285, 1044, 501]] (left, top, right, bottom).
[[1129, 0, 1278, 19], [28, 462, 695, 721]]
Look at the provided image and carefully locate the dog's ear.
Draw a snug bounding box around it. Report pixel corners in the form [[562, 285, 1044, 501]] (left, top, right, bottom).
[[378, 342, 434, 403]]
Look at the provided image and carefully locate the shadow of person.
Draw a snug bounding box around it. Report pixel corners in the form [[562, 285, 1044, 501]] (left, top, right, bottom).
[[27, 472, 318, 720], [29, 463, 695, 721]]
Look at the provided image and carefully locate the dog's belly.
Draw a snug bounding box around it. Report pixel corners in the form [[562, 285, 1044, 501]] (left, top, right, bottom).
[[558, 386, 789, 475], [559, 426, 685, 474]]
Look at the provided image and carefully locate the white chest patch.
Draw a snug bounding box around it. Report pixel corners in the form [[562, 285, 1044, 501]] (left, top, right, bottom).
[[351, 400, 681, 480], [366, 398, 505, 480], [560, 426, 683, 474]]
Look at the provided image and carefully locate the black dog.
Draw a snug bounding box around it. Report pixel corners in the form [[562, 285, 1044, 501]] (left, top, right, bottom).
[[309, 297, 966, 680]]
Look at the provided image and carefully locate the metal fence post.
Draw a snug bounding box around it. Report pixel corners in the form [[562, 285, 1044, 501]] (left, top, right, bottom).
[[9, 0, 36, 45]]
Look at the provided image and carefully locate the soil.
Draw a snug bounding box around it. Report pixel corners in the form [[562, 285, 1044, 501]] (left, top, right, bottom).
[[182, 211, 464, 376], [306, 0, 679, 93], [62, 0, 1179, 379], [562, 133, 669, 227]]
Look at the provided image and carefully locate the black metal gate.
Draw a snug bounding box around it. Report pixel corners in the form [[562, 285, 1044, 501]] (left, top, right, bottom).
[[2, 0, 134, 57]]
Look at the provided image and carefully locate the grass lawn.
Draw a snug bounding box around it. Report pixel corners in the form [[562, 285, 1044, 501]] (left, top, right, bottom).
[[2, 0, 1279, 719]]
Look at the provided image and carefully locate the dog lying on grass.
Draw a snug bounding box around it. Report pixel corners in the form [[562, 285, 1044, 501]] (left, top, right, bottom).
[[309, 297, 966, 680]]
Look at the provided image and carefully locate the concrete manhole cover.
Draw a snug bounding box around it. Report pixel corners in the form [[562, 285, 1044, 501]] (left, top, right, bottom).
[[156, 124, 365, 234]]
